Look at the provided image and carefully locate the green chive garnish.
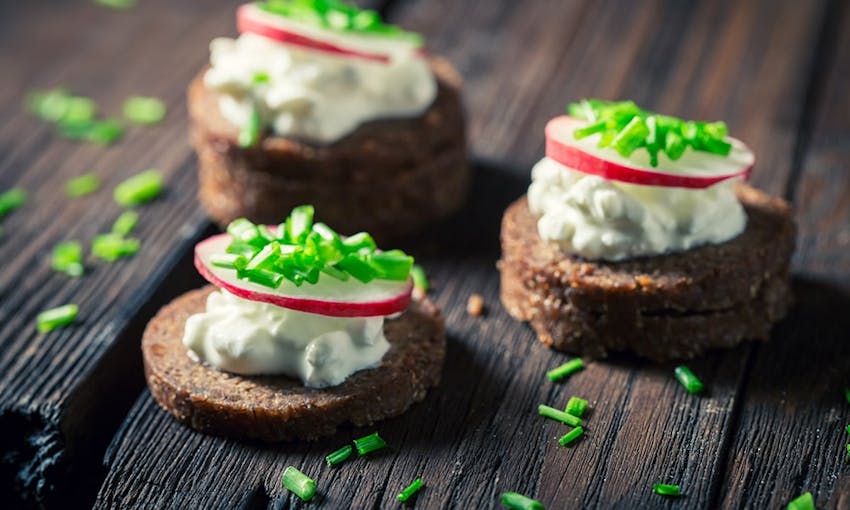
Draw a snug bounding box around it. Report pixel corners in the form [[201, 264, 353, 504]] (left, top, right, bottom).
[[500, 491, 545, 510], [123, 96, 166, 125], [59, 118, 124, 145], [786, 491, 814, 510], [92, 233, 140, 261], [114, 169, 163, 207], [568, 99, 733, 167], [0, 187, 27, 219], [51, 241, 84, 277], [112, 210, 139, 236], [565, 397, 588, 418], [397, 478, 423, 503], [238, 106, 262, 148], [95, 0, 137, 9], [538, 405, 581, 427], [26, 89, 95, 123], [653, 483, 681, 497], [325, 444, 353, 467], [281, 466, 316, 502], [36, 304, 78, 333], [411, 264, 428, 292], [546, 358, 584, 382], [558, 426, 584, 447], [353, 431, 387, 456], [218, 211, 414, 288], [210, 253, 246, 270], [66, 173, 101, 197], [844, 388, 850, 404], [674, 365, 704, 394]]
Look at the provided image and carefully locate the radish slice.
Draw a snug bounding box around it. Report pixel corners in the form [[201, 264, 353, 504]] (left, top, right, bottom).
[[545, 115, 754, 189], [195, 233, 412, 317], [236, 3, 421, 64]]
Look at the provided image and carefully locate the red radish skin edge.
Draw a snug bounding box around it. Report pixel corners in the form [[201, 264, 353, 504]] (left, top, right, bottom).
[[237, 4, 425, 64], [545, 115, 753, 189], [194, 236, 412, 318]]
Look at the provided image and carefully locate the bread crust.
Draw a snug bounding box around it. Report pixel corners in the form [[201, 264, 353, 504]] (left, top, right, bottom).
[[188, 57, 469, 240], [498, 184, 795, 360], [143, 286, 446, 441]]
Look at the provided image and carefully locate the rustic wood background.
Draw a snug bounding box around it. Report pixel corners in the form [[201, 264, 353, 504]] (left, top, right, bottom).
[[1, 0, 848, 508]]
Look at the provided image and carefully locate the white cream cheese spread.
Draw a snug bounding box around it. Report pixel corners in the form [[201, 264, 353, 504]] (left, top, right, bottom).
[[183, 289, 389, 388], [527, 157, 747, 260], [204, 32, 436, 143]]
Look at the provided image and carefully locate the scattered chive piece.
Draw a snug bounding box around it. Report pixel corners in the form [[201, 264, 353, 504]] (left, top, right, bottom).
[[568, 99, 732, 167], [114, 169, 164, 207], [846, 424, 850, 435], [546, 358, 584, 382], [845, 388, 850, 405], [538, 404, 582, 427], [219, 212, 414, 288], [123, 96, 166, 125], [95, 0, 137, 8], [66, 173, 101, 197], [397, 478, 423, 503], [565, 397, 589, 418], [846, 444, 850, 457], [92, 233, 140, 261], [59, 118, 125, 145], [51, 241, 84, 277], [210, 253, 246, 270], [411, 264, 428, 292], [281, 466, 316, 502], [112, 210, 139, 236], [36, 304, 78, 333], [238, 106, 262, 148], [786, 491, 815, 510], [252, 71, 271, 84], [501, 491, 545, 510], [26, 89, 95, 123], [674, 365, 704, 394], [558, 426, 584, 447], [653, 483, 681, 497], [0, 187, 27, 218], [325, 444, 353, 467], [353, 431, 387, 456]]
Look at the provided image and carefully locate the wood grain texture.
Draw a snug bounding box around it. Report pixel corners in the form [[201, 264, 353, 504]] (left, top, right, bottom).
[[92, 1, 846, 509]]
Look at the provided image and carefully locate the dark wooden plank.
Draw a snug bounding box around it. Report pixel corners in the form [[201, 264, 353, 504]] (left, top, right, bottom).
[[718, 2, 850, 508], [94, 1, 834, 508], [0, 0, 245, 506]]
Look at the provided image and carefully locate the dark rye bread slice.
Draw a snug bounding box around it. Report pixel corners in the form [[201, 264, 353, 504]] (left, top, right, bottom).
[[499, 184, 795, 360], [188, 57, 469, 241], [143, 286, 446, 442]]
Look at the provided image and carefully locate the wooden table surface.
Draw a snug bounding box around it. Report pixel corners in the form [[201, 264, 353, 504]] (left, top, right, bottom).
[[1, 0, 849, 508]]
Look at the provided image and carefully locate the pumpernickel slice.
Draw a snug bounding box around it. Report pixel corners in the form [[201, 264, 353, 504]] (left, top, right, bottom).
[[143, 286, 446, 441], [499, 184, 795, 360], [188, 57, 469, 241]]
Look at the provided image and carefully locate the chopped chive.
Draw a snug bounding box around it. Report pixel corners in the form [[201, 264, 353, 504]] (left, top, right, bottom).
[[59, 118, 124, 145], [546, 358, 584, 382], [36, 304, 78, 333], [342, 232, 377, 253], [558, 426, 584, 446], [0, 187, 27, 218], [51, 241, 84, 277], [210, 253, 246, 270], [123, 96, 166, 125], [353, 431, 387, 455], [26, 88, 72, 122], [538, 405, 582, 427], [845, 388, 850, 405], [397, 478, 423, 503], [112, 210, 139, 236], [252, 71, 270, 84], [674, 365, 704, 394], [114, 169, 163, 207], [281, 466, 316, 502], [501, 491, 545, 510], [336, 253, 377, 283], [846, 444, 850, 458], [653, 483, 681, 497], [565, 397, 589, 418], [92, 233, 140, 261], [238, 106, 262, 148], [286, 205, 314, 241], [411, 264, 428, 292], [786, 491, 814, 510], [95, 0, 137, 9], [66, 173, 101, 197], [325, 444, 353, 467], [242, 267, 284, 288]]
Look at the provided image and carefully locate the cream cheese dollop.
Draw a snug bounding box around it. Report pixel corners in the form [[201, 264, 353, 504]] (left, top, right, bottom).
[[527, 157, 747, 260], [183, 289, 389, 388], [203, 32, 436, 143]]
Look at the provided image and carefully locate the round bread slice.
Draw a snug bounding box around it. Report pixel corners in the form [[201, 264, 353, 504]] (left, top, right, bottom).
[[188, 57, 469, 241], [143, 286, 446, 442], [499, 184, 795, 360]]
